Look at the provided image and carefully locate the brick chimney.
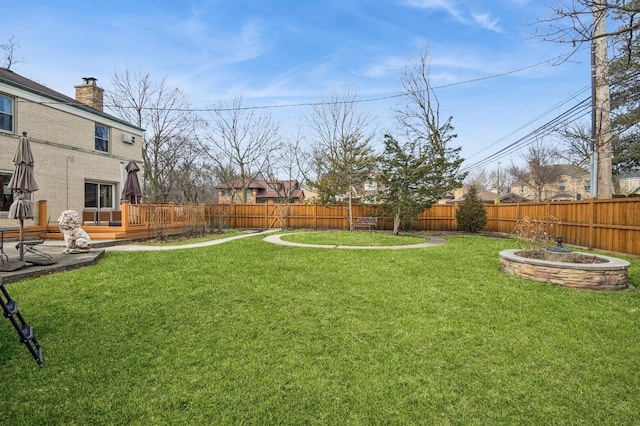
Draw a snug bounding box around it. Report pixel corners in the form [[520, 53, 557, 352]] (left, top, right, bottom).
[[74, 77, 104, 111]]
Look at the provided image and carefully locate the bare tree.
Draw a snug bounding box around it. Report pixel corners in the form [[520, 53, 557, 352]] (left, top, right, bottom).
[[204, 96, 281, 203], [266, 135, 309, 203], [394, 45, 466, 200], [465, 168, 498, 191], [257, 136, 311, 228], [1, 36, 22, 70], [304, 90, 378, 230], [536, 0, 640, 51], [508, 140, 563, 201], [170, 155, 216, 204], [106, 69, 203, 202], [558, 122, 593, 167], [394, 47, 457, 152]]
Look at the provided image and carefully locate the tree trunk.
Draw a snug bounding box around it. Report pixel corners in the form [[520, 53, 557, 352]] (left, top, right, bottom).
[[393, 208, 401, 235], [348, 192, 354, 231]]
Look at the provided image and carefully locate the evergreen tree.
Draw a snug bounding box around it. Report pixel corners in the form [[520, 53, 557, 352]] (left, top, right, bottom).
[[379, 134, 464, 235], [455, 185, 488, 233], [381, 48, 466, 235], [610, 21, 640, 179]]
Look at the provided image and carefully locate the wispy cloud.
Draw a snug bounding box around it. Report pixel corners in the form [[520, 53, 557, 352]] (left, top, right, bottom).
[[401, 0, 503, 33], [400, 0, 464, 22], [177, 15, 272, 66], [357, 56, 407, 78], [472, 12, 502, 33]]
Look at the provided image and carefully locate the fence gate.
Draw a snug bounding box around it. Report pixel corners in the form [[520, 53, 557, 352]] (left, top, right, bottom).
[[268, 204, 284, 229]]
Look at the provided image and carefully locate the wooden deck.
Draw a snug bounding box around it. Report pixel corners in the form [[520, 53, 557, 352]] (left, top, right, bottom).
[[1, 201, 207, 242]]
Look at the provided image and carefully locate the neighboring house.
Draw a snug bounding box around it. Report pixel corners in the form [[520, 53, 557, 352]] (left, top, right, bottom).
[[361, 177, 383, 204], [216, 179, 307, 204], [0, 68, 144, 228], [515, 164, 591, 201], [618, 172, 640, 195], [328, 175, 386, 204], [448, 186, 529, 204]]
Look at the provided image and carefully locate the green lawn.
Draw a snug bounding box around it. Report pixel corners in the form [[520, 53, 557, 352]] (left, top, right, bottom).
[[1, 233, 639, 424], [280, 230, 427, 246]]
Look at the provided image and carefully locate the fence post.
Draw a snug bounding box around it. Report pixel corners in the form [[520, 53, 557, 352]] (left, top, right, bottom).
[[588, 198, 595, 250], [265, 203, 268, 229], [169, 203, 175, 224], [121, 201, 130, 231], [232, 204, 236, 229], [38, 200, 47, 227]]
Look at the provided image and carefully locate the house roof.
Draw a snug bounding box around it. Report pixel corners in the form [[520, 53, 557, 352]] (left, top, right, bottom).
[[448, 190, 529, 204], [551, 164, 589, 178], [0, 67, 144, 131], [499, 193, 530, 203], [215, 179, 264, 190], [549, 192, 576, 201], [216, 179, 305, 199]]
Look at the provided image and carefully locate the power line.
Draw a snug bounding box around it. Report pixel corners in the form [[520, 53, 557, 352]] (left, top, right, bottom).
[[460, 96, 592, 173], [463, 85, 591, 163], [24, 53, 578, 113], [462, 101, 591, 172]]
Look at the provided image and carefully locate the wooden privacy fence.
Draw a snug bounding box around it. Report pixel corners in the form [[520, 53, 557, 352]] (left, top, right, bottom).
[[30, 199, 638, 256], [215, 199, 640, 256]]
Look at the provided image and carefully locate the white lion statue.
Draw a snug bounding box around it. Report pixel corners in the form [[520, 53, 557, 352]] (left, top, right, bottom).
[[58, 210, 92, 252]]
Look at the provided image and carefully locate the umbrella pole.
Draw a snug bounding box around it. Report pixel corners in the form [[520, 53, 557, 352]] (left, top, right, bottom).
[[19, 220, 24, 261]]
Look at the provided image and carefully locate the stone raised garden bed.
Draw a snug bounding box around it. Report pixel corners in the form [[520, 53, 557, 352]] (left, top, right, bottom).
[[499, 249, 630, 290]]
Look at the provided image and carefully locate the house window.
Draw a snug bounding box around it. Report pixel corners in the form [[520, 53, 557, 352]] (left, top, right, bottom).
[[364, 180, 377, 191], [85, 182, 114, 209], [268, 183, 277, 191], [0, 94, 13, 132], [520, 185, 525, 195], [584, 180, 591, 191], [95, 124, 109, 152], [1, 172, 14, 212], [559, 181, 566, 191]]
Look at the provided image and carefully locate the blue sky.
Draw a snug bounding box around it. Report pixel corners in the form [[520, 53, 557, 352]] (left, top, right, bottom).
[[5, 0, 591, 174]]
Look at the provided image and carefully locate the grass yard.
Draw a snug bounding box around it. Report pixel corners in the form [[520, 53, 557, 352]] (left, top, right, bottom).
[[280, 230, 428, 246], [1, 233, 639, 424]]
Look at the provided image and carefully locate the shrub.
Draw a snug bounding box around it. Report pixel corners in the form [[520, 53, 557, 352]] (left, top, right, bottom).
[[205, 205, 230, 233], [514, 215, 559, 253], [455, 185, 488, 233]]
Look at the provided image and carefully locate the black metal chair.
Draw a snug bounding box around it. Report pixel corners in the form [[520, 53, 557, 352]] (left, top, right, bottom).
[[16, 217, 53, 262]]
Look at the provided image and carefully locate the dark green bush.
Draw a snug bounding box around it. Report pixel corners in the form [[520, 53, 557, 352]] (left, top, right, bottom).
[[455, 185, 488, 233]]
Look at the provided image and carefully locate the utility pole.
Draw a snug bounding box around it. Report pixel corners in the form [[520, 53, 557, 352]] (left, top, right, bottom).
[[592, 0, 613, 198], [495, 161, 501, 204]]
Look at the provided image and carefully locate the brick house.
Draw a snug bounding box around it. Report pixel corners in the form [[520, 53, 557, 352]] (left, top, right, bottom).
[[0, 68, 144, 228], [448, 186, 530, 204], [216, 179, 308, 204], [513, 164, 591, 201]]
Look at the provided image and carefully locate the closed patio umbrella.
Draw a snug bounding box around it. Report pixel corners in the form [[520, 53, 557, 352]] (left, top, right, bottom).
[[121, 160, 142, 204], [8, 132, 39, 262]]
